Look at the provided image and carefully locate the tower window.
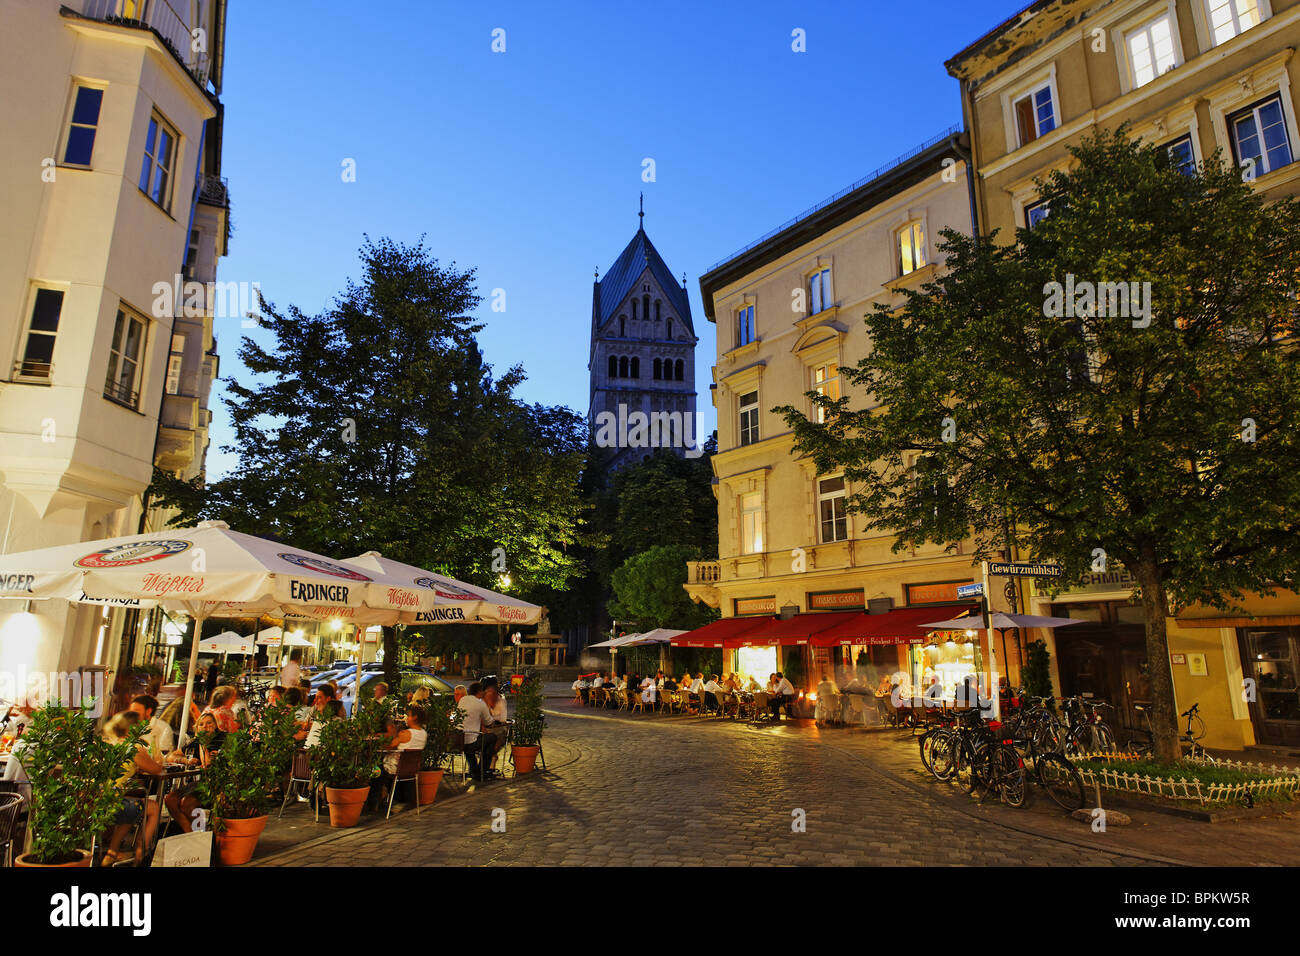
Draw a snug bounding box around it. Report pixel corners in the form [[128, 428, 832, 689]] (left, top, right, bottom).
[[631, 300, 637, 321], [675, 359, 684, 381], [609, 355, 617, 379], [619, 356, 629, 377], [667, 319, 673, 339], [631, 357, 640, 379], [620, 315, 626, 336], [643, 294, 651, 322], [655, 300, 661, 322], [653, 358, 662, 380]]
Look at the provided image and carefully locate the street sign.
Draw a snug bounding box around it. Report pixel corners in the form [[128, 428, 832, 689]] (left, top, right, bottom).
[[956, 582, 984, 598], [987, 561, 1062, 578]]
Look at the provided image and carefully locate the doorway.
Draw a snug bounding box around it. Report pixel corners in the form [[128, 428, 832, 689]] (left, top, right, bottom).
[[1237, 628, 1300, 747]]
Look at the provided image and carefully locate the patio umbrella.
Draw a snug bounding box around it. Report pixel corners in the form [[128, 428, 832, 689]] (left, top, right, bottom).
[[623, 628, 685, 646], [254, 626, 285, 646], [0, 521, 436, 744], [341, 552, 543, 626], [197, 630, 256, 655]]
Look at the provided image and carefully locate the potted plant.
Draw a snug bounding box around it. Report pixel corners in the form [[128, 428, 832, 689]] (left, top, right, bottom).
[[196, 700, 298, 865], [417, 692, 462, 804], [510, 676, 545, 774], [312, 706, 384, 827], [16, 703, 143, 867]]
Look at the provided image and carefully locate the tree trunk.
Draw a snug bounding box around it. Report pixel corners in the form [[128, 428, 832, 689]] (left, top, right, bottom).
[[1133, 560, 1180, 763], [382, 626, 400, 691]]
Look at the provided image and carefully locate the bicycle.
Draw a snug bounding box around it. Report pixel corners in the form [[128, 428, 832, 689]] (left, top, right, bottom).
[[968, 722, 1029, 808], [1061, 697, 1117, 756], [1126, 701, 1215, 762]]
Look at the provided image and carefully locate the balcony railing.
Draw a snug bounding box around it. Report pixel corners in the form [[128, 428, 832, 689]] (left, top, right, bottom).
[[686, 561, 721, 586], [197, 174, 229, 208], [76, 0, 211, 89]]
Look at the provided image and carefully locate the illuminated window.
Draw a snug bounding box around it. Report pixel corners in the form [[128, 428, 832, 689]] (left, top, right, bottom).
[[1127, 15, 1177, 87], [898, 221, 927, 275], [739, 390, 759, 446], [1013, 85, 1057, 147], [1230, 96, 1293, 178], [818, 476, 848, 543], [812, 363, 839, 423], [1205, 0, 1262, 46], [741, 492, 764, 554]]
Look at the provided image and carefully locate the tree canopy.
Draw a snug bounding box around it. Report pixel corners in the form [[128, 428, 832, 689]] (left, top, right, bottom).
[[778, 129, 1300, 761], [608, 543, 717, 631]]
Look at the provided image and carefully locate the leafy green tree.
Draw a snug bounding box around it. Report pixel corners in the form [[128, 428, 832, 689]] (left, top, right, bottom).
[[778, 130, 1300, 763], [608, 544, 718, 631], [151, 238, 596, 679]]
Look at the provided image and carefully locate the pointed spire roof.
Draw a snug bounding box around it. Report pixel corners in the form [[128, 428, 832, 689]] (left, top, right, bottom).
[[594, 217, 694, 336]]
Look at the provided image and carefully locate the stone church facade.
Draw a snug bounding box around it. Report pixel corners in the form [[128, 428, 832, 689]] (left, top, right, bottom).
[[587, 212, 698, 470]]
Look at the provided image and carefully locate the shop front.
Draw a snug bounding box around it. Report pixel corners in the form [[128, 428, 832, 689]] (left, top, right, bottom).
[[1236, 626, 1300, 747]]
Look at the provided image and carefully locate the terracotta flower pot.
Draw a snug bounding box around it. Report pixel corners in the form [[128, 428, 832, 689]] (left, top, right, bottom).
[[512, 745, 540, 774], [325, 786, 370, 827], [215, 814, 267, 866], [15, 849, 92, 868], [416, 769, 444, 806]]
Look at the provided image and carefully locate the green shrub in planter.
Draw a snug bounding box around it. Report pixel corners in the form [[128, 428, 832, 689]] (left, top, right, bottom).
[[420, 692, 463, 770], [311, 707, 385, 790], [511, 676, 545, 747], [196, 701, 298, 828], [20, 703, 143, 865]]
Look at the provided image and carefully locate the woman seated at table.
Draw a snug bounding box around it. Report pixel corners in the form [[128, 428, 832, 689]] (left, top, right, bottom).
[[161, 711, 224, 834], [639, 675, 657, 706], [305, 699, 345, 749], [203, 685, 241, 733], [101, 711, 164, 866], [158, 695, 202, 750], [370, 705, 427, 809]]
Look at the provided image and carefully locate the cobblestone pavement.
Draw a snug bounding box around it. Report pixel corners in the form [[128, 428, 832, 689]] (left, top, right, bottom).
[[251, 703, 1297, 867]]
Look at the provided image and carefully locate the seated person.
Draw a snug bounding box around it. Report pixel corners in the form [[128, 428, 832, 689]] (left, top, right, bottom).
[[769, 672, 795, 720], [305, 699, 345, 748], [640, 675, 657, 706], [370, 705, 427, 808], [686, 673, 705, 712], [162, 711, 224, 834], [457, 683, 501, 780], [701, 674, 724, 712], [101, 712, 164, 866], [482, 683, 509, 772], [814, 673, 841, 726], [203, 685, 241, 733]]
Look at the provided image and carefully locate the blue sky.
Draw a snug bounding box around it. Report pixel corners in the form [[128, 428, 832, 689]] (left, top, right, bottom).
[[207, 0, 1019, 479]]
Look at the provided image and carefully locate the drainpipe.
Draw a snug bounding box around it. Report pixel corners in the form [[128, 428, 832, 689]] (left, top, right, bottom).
[[949, 128, 980, 243]]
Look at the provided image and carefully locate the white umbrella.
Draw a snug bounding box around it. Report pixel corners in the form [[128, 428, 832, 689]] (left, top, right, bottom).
[[0, 521, 437, 744], [281, 631, 314, 647], [254, 626, 285, 646], [198, 630, 256, 655], [589, 633, 641, 649], [342, 552, 544, 626], [623, 628, 686, 646]]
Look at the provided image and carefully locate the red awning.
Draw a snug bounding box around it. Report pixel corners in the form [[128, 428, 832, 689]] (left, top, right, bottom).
[[723, 611, 864, 648], [671, 616, 772, 647], [809, 604, 979, 646]]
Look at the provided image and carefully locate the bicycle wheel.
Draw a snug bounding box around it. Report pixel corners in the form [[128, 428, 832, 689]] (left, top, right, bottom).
[[1033, 717, 1062, 754], [958, 739, 984, 793], [1095, 723, 1116, 753], [1035, 752, 1085, 811], [1063, 726, 1093, 758], [930, 733, 957, 780], [919, 730, 942, 775], [994, 746, 1028, 808]]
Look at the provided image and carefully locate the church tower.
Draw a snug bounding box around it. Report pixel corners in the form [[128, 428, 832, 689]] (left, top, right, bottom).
[[588, 200, 698, 470]]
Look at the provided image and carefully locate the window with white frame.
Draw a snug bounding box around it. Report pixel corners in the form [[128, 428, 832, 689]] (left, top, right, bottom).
[[736, 304, 755, 347], [808, 267, 831, 315], [17, 286, 64, 380], [1163, 135, 1198, 176], [1230, 95, 1293, 178], [1012, 84, 1057, 147], [740, 492, 764, 554], [104, 306, 147, 409], [1127, 14, 1178, 88], [898, 221, 927, 275], [1024, 199, 1051, 229], [1205, 0, 1263, 46], [811, 363, 840, 423], [138, 112, 178, 211], [62, 86, 104, 167], [738, 390, 759, 446], [165, 333, 186, 395], [818, 476, 848, 543]]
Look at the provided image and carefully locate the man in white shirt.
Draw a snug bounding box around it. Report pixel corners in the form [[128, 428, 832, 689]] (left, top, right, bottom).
[[701, 675, 724, 714], [591, 673, 605, 689], [279, 650, 302, 694], [639, 675, 657, 707], [457, 683, 500, 780], [129, 694, 174, 759], [770, 672, 796, 721]]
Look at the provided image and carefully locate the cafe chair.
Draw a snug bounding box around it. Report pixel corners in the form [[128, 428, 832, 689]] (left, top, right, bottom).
[[0, 791, 25, 867], [279, 749, 316, 820], [630, 692, 647, 715], [386, 749, 423, 819], [446, 730, 469, 783]]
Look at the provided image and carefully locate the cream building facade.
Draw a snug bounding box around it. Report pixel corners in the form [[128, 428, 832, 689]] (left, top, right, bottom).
[[687, 132, 996, 692], [0, 0, 229, 689], [947, 0, 1300, 749]]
